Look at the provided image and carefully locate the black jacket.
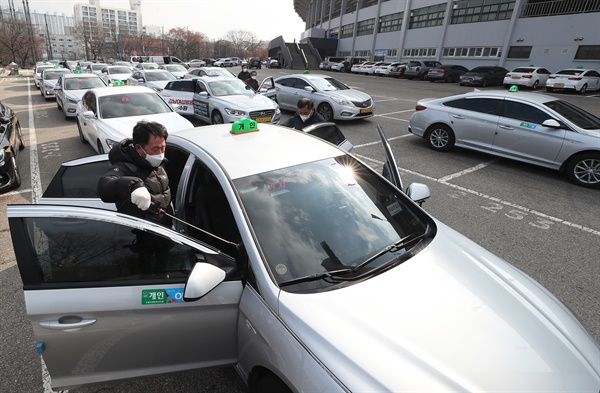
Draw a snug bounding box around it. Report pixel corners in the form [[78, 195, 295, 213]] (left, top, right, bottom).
[[97, 138, 172, 226], [245, 77, 259, 91], [282, 111, 326, 130], [237, 70, 251, 81]]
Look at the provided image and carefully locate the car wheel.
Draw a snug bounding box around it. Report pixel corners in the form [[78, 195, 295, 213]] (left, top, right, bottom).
[[256, 373, 292, 393], [481, 78, 488, 87], [445, 75, 454, 83], [546, 87, 554, 92], [211, 110, 224, 124], [532, 80, 539, 90], [17, 122, 25, 150], [566, 153, 600, 188], [97, 140, 105, 154], [77, 119, 87, 144], [579, 84, 588, 94], [317, 103, 333, 121], [426, 124, 455, 152], [11, 156, 21, 189]]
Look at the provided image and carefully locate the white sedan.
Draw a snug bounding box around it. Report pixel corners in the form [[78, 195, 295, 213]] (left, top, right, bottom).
[[75, 86, 193, 154], [40, 68, 73, 100], [503, 66, 552, 89], [546, 68, 600, 93], [99, 65, 133, 85], [160, 76, 280, 124], [159, 64, 188, 79], [54, 73, 107, 119], [7, 122, 599, 392], [127, 69, 177, 92]]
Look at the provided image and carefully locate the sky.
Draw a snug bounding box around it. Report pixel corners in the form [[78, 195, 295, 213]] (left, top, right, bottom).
[[19, 0, 307, 42]]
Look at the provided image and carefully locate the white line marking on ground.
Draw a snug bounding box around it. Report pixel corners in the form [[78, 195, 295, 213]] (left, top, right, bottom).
[[374, 109, 415, 116], [438, 161, 497, 182], [373, 98, 400, 103], [354, 134, 412, 148], [355, 153, 600, 237], [27, 79, 42, 204], [0, 188, 32, 198]]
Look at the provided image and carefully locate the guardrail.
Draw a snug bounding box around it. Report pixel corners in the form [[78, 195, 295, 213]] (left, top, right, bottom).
[[521, 0, 600, 17]]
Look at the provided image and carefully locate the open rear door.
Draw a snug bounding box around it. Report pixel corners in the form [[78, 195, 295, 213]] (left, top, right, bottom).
[[377, 124, 403, 191]]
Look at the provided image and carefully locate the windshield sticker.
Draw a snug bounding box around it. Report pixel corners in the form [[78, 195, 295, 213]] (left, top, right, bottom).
[[520, 122, 537, 129], [275, 264, 288, 275], [386, 201, 403, 216], [142, 288, 184, 305]]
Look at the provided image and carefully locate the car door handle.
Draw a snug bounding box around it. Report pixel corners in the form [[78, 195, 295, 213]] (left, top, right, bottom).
[[40, 317, 97, 330], [498, 124, 514, 130], [451, 115, 465, 119]]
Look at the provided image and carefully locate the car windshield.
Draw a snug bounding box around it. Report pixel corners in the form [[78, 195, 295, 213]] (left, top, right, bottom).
[[234, 156, 434, 291], [208, 79, 254, 96], [43, 70, 70, 80], [141, 63, 160, 69], [99, 92, 172, 119], [36, 66, 54, 75], [544, 100, 600, 130], [311, 77, 350, 91], [92, 64, 107, 71], [145, 71, 176, 81], [165, 65, 186, 72], [65, 77, 105, 90], [109, 67, 131, 74]]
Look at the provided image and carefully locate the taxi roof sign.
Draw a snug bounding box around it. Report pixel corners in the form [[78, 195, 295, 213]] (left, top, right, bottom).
[[112, 80, 125, 86], [509, 85, 518, 92], [230, 118, 259, 134]]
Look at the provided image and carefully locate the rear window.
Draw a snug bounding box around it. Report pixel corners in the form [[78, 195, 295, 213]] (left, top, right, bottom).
[[469, 67, 493, 73], [512, 67, 535, 73]]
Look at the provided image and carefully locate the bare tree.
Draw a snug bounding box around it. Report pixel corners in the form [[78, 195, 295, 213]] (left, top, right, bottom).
[[224, 30, 258, 57], [0, 17, 41, 66], [73, 21, 108, 60]]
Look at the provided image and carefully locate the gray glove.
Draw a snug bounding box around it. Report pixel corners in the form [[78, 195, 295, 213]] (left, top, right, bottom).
[[131, 187, 151, 211]]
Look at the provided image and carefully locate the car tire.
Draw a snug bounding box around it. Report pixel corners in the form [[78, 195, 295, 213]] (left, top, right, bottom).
[[11, 156, 21, 189], [317, 103, 333, 122], [426, 124, 455, 152], [77, 119, 87, 144], [566, 153, 600, 188], [445, 75, 454, 83], [532, 80, 539, 90], [211, 110, 224, 124], [579, 84, 588, 94], [256, 373, 292, 393]]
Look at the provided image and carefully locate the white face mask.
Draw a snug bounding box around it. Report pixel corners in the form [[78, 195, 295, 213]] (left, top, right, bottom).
[[141, 147, 165, 167], [299, 113, 312, 122], [251, 76, 256, 79], [242, 68, 248, 72]]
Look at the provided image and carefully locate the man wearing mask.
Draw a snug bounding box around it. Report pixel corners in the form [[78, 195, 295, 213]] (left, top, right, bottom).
[[97, 120, 173, 275], [245, 70, 260, 91], [238, 65, 251, 82], [282, 98, 326, 130]]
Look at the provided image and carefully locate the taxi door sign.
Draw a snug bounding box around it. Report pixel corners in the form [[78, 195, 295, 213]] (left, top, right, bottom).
[[141, 288, 184, 304]]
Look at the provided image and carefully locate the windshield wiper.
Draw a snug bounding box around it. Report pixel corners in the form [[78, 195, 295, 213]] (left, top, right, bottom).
[[352, 227, 433, 273], [278, 268, 354, 288]]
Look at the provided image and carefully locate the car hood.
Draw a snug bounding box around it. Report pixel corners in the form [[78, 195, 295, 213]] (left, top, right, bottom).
[[279, 221, 599, 392], [579, 128, 600, 138], [43, 80, 59, 87], [107, 73, 131, 80], [100, 113, 192, 141], [212, 94, 277, 110], [320, 89, 371, 103]]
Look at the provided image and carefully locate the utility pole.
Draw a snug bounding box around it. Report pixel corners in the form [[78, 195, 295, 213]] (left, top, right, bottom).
[[8, 0, 16, 18], [23, 0, 37, 63], [44, 13, 53, 60]]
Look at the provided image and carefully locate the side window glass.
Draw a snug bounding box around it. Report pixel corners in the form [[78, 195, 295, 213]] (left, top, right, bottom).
[[277, 77, 293, 87], [503, 101, 552, 125], [443, 98, 464, 108], [25, 217, 196, 282], [183, 81, 194, 92], [462, 98, 501, 115], [181, 161, 241, 257], [292, 78, 309, 90]]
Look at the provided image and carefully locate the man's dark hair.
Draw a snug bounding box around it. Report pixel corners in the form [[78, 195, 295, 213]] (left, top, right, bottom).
[[297, 98, 314, 110], [132, 120, 168, 146]]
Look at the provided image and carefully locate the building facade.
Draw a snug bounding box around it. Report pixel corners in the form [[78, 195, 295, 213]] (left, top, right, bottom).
[[295, 0, 600, 71], [74, 0, 142, 39]]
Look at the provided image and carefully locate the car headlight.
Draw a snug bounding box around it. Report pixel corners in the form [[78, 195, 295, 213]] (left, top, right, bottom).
[[331, 96, 351, 106], [472, 76, 482, 80], [224, 108, 246, 116], [105, 138, 119, 150], [275, 106, 281, 114]]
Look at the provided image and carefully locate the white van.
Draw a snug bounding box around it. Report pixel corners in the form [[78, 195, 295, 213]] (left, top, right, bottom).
[[131, 56, 187, 67]]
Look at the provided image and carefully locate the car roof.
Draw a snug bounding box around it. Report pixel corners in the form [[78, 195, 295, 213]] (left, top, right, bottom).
[[171, 123, 343, 179], [62, 73, 100, 79], [87, 86, 156, 97], [554, 68, 593, 73], [460, 90, 556, 104]]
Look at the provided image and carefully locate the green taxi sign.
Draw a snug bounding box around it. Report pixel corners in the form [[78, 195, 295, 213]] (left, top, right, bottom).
[[112, 80, 125, 86], [230, 118, 259, 134], [74, 69, 82, 74], [509, 85, 518, 92]]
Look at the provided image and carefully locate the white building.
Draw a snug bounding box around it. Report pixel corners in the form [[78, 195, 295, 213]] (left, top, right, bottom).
[[74, 0, 142, 38], [293, 0, 600, 71]]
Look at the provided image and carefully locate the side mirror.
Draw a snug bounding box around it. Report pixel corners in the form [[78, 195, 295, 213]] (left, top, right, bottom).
[[137, 78, 145, 83], [304, 86, 315, 92], [82, 110, 95, 119], [406, 183, 431, 206], [542, 119, 562, 129], [183, 263, 226, 302], [54, 85, 62, 91]]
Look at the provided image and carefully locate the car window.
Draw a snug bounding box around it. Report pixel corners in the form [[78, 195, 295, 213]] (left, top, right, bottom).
[[502, 100, 553, 124], [277, 77, 295, 87], [544, 100, 600, 130], [110, 67, 131, 74], [146, 72, 176, 81], [311, 77, 349, 91], [587, 70, 600, 77], [461, 98, 502, 115], [43, 160, 111, 198], [82, 91, 97, 114], [22, 216, 208, 283], [292, 78, 310, 90]]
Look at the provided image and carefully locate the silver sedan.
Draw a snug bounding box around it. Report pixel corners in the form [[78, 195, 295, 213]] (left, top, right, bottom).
[[53, 73, 107, 119], [274, 74, 374, 121], [408, 90, 600, 188]]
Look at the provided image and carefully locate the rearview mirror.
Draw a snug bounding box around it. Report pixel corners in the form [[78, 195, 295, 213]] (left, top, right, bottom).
[[406, 183, 431, 206], [542, 119, 562, 128], [304, 86, 315, 92], [183, 263, 226, 302]]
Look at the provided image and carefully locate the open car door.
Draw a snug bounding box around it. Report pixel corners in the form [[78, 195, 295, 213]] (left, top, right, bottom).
[[259, 76, 277, 101], [302, 122, 353, 152], [7, 205, 242, 389]]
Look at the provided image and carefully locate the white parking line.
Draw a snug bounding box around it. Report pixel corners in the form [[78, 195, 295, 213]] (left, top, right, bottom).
[[355, 153, 600, 237], [0, 188, 32, 198], [438, 161, 497, 182], [373, 98, 400, 103], [27, 79, 43, 204], [354, 134, 412, 148]]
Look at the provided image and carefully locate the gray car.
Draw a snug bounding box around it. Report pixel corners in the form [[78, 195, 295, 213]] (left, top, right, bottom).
[[7, 123, 599, 391], [275, 74, 374, 121], [408, 90, 600, 188]]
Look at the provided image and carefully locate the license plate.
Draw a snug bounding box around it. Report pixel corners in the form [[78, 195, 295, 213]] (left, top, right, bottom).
[[256, 116, 271, 123], [554, 83, 564, 88], [360, 108, 372, 114], [512, 76, 520, 80]]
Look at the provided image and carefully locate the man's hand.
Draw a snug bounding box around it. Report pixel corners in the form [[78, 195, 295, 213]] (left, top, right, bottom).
[[131, 187, 151, 211]]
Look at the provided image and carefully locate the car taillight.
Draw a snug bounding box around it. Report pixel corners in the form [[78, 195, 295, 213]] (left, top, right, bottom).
[[523, 75, 533, 79], [569, 77, 582, 80], [440, 69, 447, 73], [416, 67, 420, 71], [415, 104, 426, 111], [548, 76, 556, 79], [505, 73, 511, 77]]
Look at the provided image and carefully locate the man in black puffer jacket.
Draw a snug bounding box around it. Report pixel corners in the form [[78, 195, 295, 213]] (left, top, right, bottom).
[[97, 120, 173, 275]]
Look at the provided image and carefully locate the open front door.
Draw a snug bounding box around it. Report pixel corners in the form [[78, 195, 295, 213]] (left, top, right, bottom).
[[377, 124, 403, 191], [259, 76, 277, 101], [8, 205, 242, 390]]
